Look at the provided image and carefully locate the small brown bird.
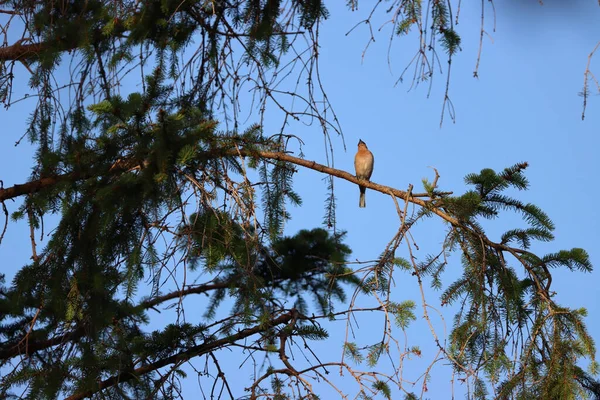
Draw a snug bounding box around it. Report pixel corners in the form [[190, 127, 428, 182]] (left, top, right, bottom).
[[354, 139, 374, 208]]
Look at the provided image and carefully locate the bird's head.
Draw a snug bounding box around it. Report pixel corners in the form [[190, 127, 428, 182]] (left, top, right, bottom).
[[358, 139, 367, 149]]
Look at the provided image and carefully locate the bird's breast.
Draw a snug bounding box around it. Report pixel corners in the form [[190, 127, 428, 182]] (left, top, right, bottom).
[[354, 152, 374, 179]]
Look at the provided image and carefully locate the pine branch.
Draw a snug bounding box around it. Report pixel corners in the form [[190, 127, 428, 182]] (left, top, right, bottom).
[[0, 157, 145, 202], [0, 282, 228, 361], [0, 325, 86, 360], [0, 4, 304, 64], [0, 41, 48, 62], [0, 261, 331, 362], [0, 173, 80, 201], [0, 149, 447, 208], [64, 309, 299, 400], [140, 281, 230, 309]]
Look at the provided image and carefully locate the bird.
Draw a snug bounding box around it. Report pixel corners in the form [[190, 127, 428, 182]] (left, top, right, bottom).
[[354, 139, 374, 208]]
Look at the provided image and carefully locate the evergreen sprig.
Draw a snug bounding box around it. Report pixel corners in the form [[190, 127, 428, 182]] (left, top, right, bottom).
[[436, 163, 597, 398]]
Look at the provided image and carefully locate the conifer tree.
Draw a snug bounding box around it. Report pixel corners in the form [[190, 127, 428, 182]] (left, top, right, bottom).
[[0, 1, 597, 399]]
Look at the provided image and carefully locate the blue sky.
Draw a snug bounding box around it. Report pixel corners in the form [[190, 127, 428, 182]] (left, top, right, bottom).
[[268, 1, 600, 398], [0, 1, 599, 399]]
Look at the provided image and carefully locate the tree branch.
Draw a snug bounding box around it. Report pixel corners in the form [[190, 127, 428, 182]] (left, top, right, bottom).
[[0, 157, 145, 202], [245, 150, 459, 226], [0, 326, 86, 360], [0, 280, 228, 361], [0, 149, 456, 225], [0, 42, 46, 62], [0, 263, 312, 362], [0, 173, 77, 202], [139, 281, 229, 309], [64, 309, 299, 400]]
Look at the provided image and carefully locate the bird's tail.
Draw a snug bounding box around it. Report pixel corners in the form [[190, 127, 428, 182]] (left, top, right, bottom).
[[359, 186, 366, 208]]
